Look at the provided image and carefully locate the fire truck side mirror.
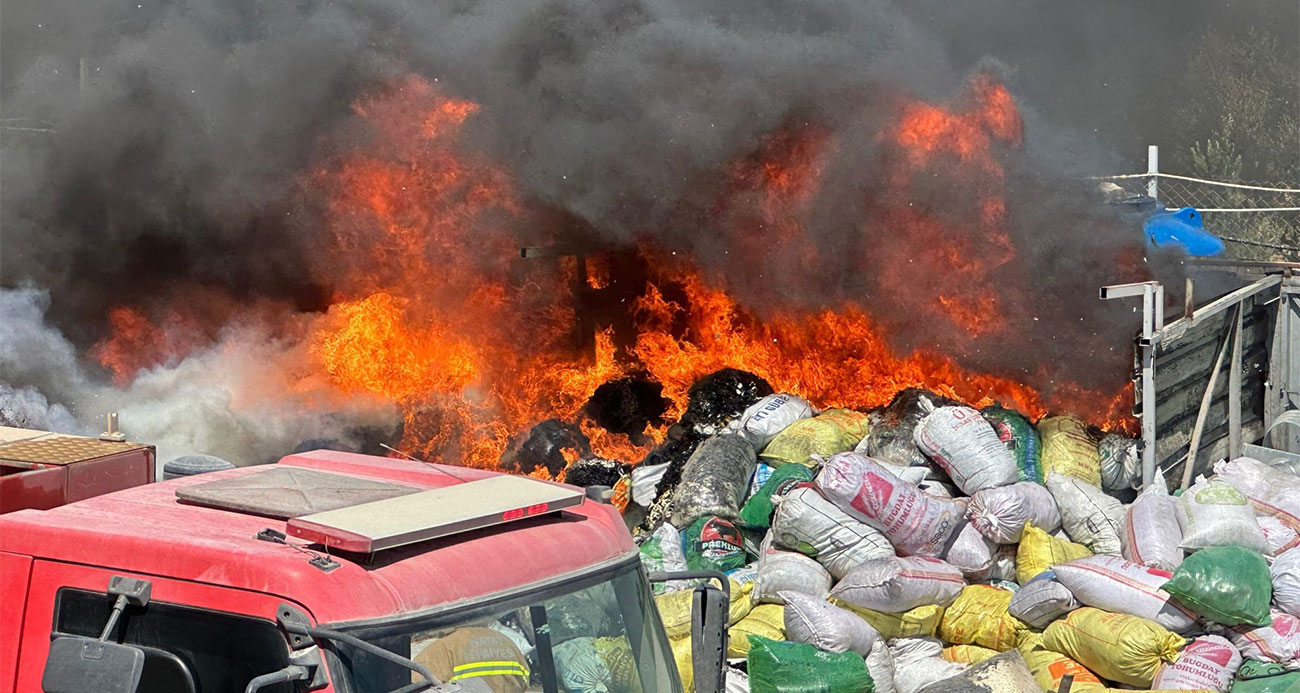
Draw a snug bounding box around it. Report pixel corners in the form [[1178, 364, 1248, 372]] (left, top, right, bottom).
[[690, 583, 729, 693], [41, 575, 154, 693], [41, 637, 145, 693], [646, 569, 729, 693]]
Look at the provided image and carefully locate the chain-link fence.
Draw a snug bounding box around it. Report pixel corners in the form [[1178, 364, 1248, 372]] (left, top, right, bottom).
[[1091, 170, 1300, 261]]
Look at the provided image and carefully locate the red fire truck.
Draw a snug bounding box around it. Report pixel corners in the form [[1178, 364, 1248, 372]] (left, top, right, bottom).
[[0, 449, 727, 693]]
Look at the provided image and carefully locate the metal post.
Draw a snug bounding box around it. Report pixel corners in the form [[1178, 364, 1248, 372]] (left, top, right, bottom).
[[1100, 280, 1165, 488], [1147, 145, 1159, 200], [1154, 283, 1165, 335], [1140, 342, 1157, 486], [1229, 304, 1244, 458]]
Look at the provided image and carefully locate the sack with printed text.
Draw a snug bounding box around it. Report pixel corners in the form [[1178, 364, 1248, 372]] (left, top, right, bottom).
[[913, 403, 1018, 494], [816, 451, 966, 557]]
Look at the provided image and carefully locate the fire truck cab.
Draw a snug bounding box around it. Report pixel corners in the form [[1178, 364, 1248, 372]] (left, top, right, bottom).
[[0, 450, 715, 693]]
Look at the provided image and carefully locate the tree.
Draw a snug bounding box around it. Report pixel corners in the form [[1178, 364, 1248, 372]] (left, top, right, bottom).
[[1171, 26, 1299, 183]]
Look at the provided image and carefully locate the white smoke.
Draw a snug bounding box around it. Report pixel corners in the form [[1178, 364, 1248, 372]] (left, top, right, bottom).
[[0, 287, 401, 468]]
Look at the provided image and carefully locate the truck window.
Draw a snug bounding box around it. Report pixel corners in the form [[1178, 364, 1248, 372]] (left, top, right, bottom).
[[332, 563, 679, 693], [53, 588, 292, 693]]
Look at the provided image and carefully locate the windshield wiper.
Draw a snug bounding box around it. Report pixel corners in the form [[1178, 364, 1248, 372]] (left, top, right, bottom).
[[274, 604, 462, 693]]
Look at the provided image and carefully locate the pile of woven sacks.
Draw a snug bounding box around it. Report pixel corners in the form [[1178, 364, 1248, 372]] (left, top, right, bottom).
[[633, 389, 1300, 693]]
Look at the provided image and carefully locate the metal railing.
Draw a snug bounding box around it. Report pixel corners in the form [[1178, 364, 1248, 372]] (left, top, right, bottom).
[[1089, 146, 1300, 260]]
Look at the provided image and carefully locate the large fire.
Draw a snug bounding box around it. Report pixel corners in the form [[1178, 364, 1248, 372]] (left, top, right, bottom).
[[91, 73, 1136, 471]]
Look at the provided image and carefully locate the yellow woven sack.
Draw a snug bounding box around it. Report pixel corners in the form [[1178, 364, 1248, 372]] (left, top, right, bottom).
[[670, 635, 694, 693], [1041, 607, 1186, 687], [759, 409, 869, 467], [943, 644, 1000, 664], [656, 579, 751, 639], [1017, 522, 1092, 585], [939, 585, 1029, 651], [727, 604, 785, 657], [831, 600, 944, 638], [1038, 416, 1102, 486], [1018, 633, 1106, 693], [593, 636, 643, 693]]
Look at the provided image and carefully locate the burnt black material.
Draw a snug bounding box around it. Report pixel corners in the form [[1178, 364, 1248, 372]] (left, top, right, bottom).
[[499, 419, 592, 476], [563, 457, 630, 488], [881, 387, 959, 421], [864, 387, 959, 467], [583, 375, 671, 443], [635, 427, 704, 533], [680, 368, 773, 433]]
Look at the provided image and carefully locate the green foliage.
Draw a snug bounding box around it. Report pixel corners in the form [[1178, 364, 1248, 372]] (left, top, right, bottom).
[[1188, 136, 1243, 183], [1172, 27, 1299, 183]]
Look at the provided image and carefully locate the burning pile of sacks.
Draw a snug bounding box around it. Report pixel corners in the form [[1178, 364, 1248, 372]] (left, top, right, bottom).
[[629, 386, 1300, 693]]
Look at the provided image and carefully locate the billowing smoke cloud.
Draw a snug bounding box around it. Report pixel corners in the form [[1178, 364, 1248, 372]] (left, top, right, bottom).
[[1, 0, 1294, 461], [0, 287, 399, 464]]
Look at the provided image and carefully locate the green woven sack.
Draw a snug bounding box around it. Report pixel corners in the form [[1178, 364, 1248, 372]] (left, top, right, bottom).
[[1230, 672, 1300, 693], [1239, 660, 1292, 681], [982, 406, 1042, 483], [1162, 545, 1273, 626], [746, 635, 874, 693], [738, 464, 813, 529], [684, 516, 748, 573]]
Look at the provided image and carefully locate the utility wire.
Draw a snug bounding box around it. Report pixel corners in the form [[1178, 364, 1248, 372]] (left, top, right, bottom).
[[1085, 172, 1300, 194], [1217, 234, 1300, 252]]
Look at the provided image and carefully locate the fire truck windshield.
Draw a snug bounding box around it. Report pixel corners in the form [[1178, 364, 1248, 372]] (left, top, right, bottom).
[[330, 559, 681, 693]]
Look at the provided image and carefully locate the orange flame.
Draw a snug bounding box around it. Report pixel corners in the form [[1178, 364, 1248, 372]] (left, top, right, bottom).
[[93, 73, 1137, 472]]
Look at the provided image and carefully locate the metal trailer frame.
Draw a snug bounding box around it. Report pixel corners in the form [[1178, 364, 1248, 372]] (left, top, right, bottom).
[[1102, 261, 1300, 489]]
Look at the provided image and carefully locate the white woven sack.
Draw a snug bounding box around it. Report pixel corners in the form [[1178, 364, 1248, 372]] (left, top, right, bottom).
[[967, 481, 1061, 544], [780, 591, 880, 656], [1152, 635, 1241, 692], [816, 451, 967, 557], [725, 668, 750, 693], [944, 521, 998, 578], [1214, 456, 1300, 531], [751, 540, 832, 605], [631, 462, 669, 506], [913, 404, 1018, 494], [1229, 611, 1300, 669], [1121, 467, 1184, 571], [828, 555, 965, 613], [1052, 555, 1198, 633], [1271, 547, 1300, 618], [1177, 477, 1268, 553], [1098, 433, 1141, 492], [1046, 471, 1125, 555], [866, 639, 896, 693], [1007, 571, 1079, 629], [727, 393, 815, 451], [1260, 515, 1300, 557], [879, 459, 929, 486], [889, 638, 967, 693], [986, 544, 1018, 582], [770, 485, 894, 579]]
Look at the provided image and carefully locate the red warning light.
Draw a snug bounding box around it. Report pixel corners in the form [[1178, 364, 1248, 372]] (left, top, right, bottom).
[[502, 508, 525, 521], [502, 503, 550, 522]]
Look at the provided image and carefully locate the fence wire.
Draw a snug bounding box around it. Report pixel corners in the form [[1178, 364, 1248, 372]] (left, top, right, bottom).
[[1090, 173, 1300, 261]]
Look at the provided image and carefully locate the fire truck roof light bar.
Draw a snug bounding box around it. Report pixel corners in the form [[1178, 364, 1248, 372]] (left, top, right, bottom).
[[285, 475, 585, 553]]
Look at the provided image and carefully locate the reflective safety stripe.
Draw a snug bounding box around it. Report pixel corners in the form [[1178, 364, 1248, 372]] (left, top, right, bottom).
[[450, 661, 528, 680], [453, 661, 528, 672]]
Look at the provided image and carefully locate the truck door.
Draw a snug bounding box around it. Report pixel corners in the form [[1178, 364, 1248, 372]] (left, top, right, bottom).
[[16, 560, 324, 692]]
